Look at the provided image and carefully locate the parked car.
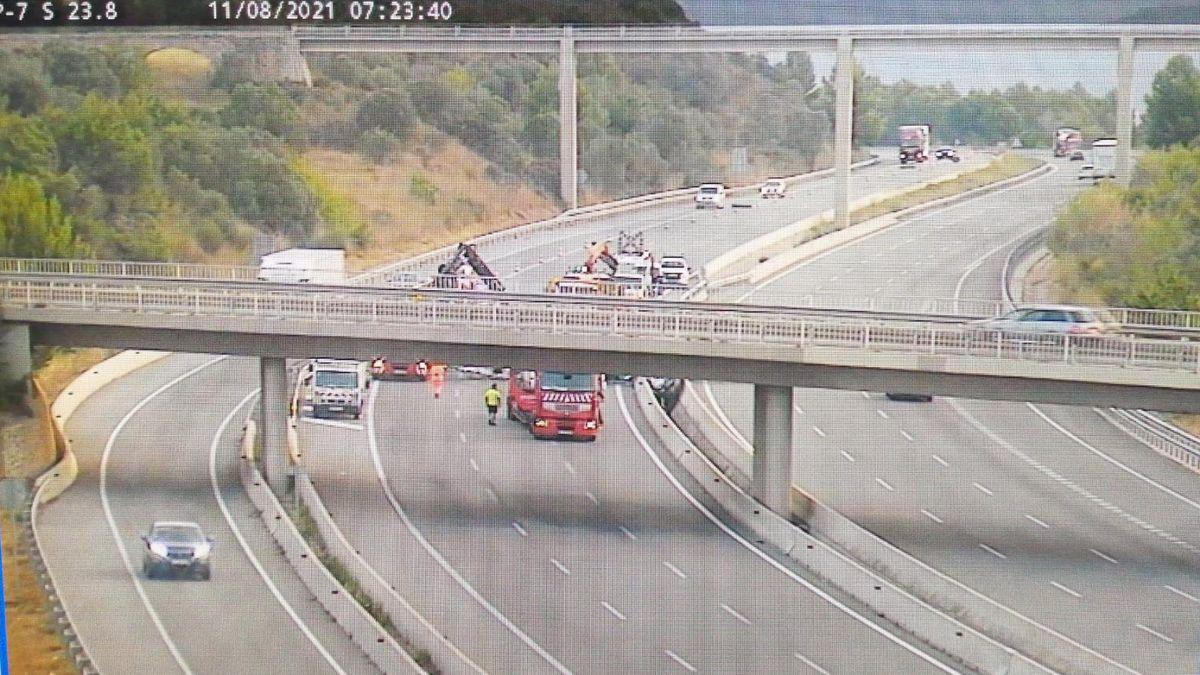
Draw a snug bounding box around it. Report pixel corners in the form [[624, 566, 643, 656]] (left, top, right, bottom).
[[972, 304, 1122, 336], [142, 521, 214, 580], [933, 147, 960, 162], [759, 179, 787, 198], [695, 183, 727, 209]]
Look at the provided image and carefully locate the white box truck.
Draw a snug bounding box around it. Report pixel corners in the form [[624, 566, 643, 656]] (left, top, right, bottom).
[[1079, 138, 1117, 181], [258, 248, 346, 284]]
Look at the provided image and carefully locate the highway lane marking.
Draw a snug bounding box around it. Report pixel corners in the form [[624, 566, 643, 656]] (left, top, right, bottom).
[[459, 431, 467, 444], [364, 385, 573, 675], [979, 544, 1007, 560], [662, 561, 687, 579], [512, 522, 528, 537], [1050, 582, 1081, 599], [1089, 549, 1119, 564], [299, 417, 363, 431], [861, 391, 870, 399], [469, 457, 480, 472], [931, 454, 949, 467], [484, 487, 500, 503], [584, 491, 600, 505], [793, 405, 805, 415], [1164, 585, 1200, 604], [664, 650, 698, 672], [795, 652, 832, 674], [601, 601, 627, 621], [702, 382, 752, 453], [1024, 514, 1050, 529], [972, 482, 994, 496], [840, 450, 856, 463], [720, 603, 753, 626], [209, 389, 347, 675], [564, 461, 577, 476], [101, 356, 228, 675], [615, 388, 961, 673], [921, 510, 944, 524], [875, 478, 895, 492], [454, 409, 461, 419], [900, 430, 914, 442], [618, 525, 638, 541], [876, 409, 889, 420], [1136, 624, 1174, 643], [550, 558, 571, 576], [951, 400, 1200, 556], [812, 425, 826, 437]]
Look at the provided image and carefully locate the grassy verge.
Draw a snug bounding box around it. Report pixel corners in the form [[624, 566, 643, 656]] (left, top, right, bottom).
[[291, 503, 438, 674], [1, 511, 71, 672]]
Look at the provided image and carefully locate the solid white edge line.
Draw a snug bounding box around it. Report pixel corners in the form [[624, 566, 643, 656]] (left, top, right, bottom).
[[364, 382, 573, 674], [299, 417, 364, 431], [794, 651, 832, 675], [100, 356, 228, 675], [615, 387, 959, 673], [1135, 624, 1174, 643], [209, 389, 347, 675], [664, 649, 697, 672]]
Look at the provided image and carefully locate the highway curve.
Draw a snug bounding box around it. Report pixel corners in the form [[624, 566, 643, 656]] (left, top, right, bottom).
[[704, 160, 1200, 674], [36, 355, 378, 674]]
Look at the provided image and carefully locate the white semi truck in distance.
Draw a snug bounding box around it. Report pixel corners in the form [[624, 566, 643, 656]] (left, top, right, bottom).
[[258, 248, 346, 284], [1078, 138, 1117, 181]]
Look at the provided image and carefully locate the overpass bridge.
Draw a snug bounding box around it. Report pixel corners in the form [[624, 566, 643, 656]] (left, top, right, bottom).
[[4, 269, 1200, 514]]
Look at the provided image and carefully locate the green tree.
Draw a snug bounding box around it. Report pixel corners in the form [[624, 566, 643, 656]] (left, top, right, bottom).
[[355, 89, 417, 139], [0, 112, 56, 177], [0, 172, 78, 258], [0, 52, 51, 115], [48, 94, 156, 195], [1143, 55, 1200, 148], [220, 84, 300, 138]]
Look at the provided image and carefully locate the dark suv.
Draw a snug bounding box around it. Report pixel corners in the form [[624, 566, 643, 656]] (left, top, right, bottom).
[[142, 521, 214, 580]]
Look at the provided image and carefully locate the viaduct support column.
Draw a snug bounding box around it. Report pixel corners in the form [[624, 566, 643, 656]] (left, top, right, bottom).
[[751, 384, 794, 516], [1115, 35, 1135, 186], [559, 26, 579, 210], [833, 36, 855, 232], [259, 357, 290, 492], [0, 323, 32, 402]]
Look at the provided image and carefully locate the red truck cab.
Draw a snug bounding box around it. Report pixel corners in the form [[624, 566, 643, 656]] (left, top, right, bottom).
[[370, 358, 444, 382], [507, 370, 603, 441]]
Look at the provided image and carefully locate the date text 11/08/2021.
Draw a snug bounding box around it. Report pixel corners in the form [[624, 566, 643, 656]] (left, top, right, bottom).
[[207, 0, 453, 22]]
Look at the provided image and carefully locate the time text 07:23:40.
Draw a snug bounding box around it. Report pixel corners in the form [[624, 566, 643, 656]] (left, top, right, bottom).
[[206, 0, 453, 21]]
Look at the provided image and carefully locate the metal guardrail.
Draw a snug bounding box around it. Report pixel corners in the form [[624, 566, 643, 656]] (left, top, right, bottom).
[[1105, 409, 1200, 473], [6, 277, 1200, 376]]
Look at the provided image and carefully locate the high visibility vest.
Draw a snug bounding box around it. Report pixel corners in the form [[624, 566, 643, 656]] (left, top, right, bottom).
[[484, 389, 502, 406]]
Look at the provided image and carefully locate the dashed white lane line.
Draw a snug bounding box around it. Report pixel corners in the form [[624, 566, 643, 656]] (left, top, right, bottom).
[[875, 478, 895, 492], [601, 601, 626, 621], [794, 652, 832, 675], [618, 526, 637, 541], [840, 450, 856, 463], [458, 431, 467, 444], [1089, 549, 1119, 564], [550, 558, 571, 576], [1136, 624, 1174, 643], [662, 561, 688, 580], [876, 409, 889, 420], [1165, 585, 1200, 604], [584, 491, 599, 505], [469, 457, 480, 472], [931, 454, 949, 467], [720, 603, 753, 626], [564, 461, 577, 476], [979, 543, 1007, 560], [484, 487, 500, 503], [900, 430, 915, 442], [1051, 581, 1082, 599], [665, 650, 698, 672], [921, 509, 944, 524], [453, 409, 461, 419], [1024, 514, 1050, 529], [793, 405, 805, 415], [512, 522, 528, 537], [812, 425, 826, 437], [973, 482, 994, 496]]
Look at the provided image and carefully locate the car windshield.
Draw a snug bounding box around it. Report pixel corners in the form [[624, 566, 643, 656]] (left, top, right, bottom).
[[315, 371, 358, 388], [540, 372, 595, 391], [153, 525, 202, 543], [700, 186, 719, 194], [662, 260, 684, 267]]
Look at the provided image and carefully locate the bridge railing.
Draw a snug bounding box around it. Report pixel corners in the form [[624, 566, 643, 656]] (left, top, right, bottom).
[[0, 257, 259, 282], [5, 278, 1200, 375]]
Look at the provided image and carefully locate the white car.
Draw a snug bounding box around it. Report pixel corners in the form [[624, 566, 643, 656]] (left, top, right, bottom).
[[657, 256, 693, 285], [759, 179, 786, 198], [695, 183, 726, 209]]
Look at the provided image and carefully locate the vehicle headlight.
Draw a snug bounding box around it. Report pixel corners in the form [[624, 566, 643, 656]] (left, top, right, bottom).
[[150, 542, 169, 558], [533, 419, 549, 427], [193, 543, 211, 558]]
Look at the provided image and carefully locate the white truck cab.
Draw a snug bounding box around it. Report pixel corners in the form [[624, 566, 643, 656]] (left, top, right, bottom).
[[759, 179, 786, 198], [695, 183, 727, 209], [303, 359, 369, 419]]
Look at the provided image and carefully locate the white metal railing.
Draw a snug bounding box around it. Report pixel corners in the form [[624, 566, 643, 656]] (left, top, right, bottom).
[[1106, 409, 1200, 472], [6, 277, 1200, 377], [0, 257, 259, 282]]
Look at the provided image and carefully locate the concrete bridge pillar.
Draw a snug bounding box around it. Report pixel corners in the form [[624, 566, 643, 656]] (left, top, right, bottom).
[[1115, 35, 1135, 186], [834, 36, 855, 232], [259, 357, 291, 491], [559, 26, 579, 210], [751, 384, 794, 516], [0, 323, 32, 401]]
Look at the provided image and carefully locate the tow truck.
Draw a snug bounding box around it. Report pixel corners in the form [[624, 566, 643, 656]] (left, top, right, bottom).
[[432, 243, 504, 292], [507, 370, 603, 441]]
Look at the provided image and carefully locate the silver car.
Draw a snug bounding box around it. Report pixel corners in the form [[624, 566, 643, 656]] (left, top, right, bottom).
[[974, 305, 1122, 336], [142, 521, 214, 580]]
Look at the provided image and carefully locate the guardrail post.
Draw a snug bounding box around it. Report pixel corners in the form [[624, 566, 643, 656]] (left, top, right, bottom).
[[1063, 335, 1071, 362]]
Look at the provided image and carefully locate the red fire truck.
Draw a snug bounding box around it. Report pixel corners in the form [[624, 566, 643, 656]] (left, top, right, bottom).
[[506, 370, 603, 441]]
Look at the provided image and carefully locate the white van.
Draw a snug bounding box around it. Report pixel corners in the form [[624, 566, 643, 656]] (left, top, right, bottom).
[[695, 184, 726, 209]]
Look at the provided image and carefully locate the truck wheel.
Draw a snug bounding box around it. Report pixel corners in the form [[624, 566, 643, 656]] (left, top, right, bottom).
[[143, 561, 154, 579]]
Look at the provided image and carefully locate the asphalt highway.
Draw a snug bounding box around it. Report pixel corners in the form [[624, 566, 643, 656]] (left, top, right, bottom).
[[705, 161, 1200, 674]]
